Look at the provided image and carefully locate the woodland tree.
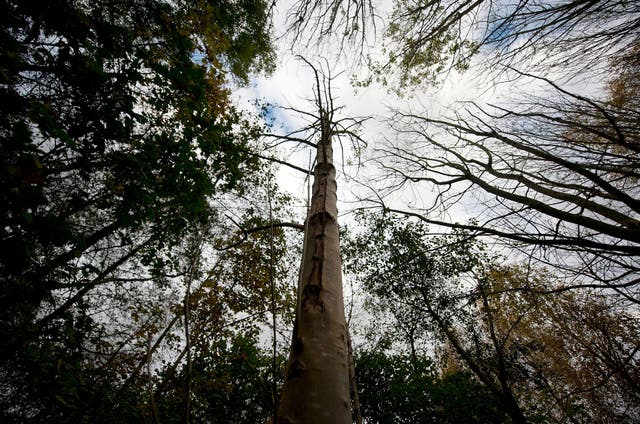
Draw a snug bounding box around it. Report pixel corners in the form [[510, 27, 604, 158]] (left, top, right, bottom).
[[4, 0, 640, 422], [361, 2, 640, 300], [483, 265, 640, 422], [376, 56, 640, 301], [355, 348, 507, 423], [0, 0, 279, 420], [275, 60, 367, 424], [344, 213, 528, 423], [345, 212, 640, 422], [280, 1, 639, 422]]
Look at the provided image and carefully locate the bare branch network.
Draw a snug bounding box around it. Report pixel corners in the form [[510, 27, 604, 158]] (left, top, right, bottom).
[[367, 72, 640, 298]]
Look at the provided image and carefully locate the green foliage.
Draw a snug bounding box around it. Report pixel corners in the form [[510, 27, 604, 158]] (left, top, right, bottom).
[[343, 210, 482, 326], [157, 331, 283, 424], [364, 0, 639, 90], [366, 0, 479, 89], [215, 226, 294, 318], [0, 0, 276, 420], [356, 349, 506, 423], [343, 211, 515, 419], [1, 307, 146, 423], [346, 210, 640, 422]]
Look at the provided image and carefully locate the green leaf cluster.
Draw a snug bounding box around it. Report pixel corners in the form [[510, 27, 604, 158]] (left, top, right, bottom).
[[356, 349, 506, 423], [157, 332, 283, 424], [0, 0, 276, 419]]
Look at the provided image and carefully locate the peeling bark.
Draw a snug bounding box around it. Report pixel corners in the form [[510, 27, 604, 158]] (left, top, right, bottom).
[[277, 114, 352, 423]]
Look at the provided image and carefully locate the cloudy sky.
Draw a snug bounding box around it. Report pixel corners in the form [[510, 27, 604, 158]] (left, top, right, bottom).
[[233, 0, 609, 229], [232, 1, 490, 221]]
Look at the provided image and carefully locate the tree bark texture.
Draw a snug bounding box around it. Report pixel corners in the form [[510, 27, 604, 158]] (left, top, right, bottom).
[[277, 115, 352, 423]]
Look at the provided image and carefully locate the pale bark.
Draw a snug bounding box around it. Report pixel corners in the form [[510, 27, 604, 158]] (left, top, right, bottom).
[[277, 113, 352, 423]]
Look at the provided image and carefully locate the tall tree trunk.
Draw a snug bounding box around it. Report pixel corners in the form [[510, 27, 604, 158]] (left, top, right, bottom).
[[277, 111, 352, 423]]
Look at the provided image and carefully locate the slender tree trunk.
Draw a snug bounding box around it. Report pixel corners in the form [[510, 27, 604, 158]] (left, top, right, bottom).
[[277, 112, 352, 423], [479, 285, 528, 424], [347, 332, 362, 424]]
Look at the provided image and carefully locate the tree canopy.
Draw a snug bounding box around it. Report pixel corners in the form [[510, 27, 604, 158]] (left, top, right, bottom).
[[344, 211, 640, 422], [1, 0, 282, 421], [2, 0, 639, 422]]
